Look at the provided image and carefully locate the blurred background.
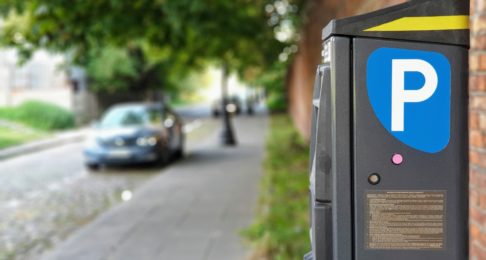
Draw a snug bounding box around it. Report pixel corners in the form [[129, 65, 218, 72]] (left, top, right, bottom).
[[0, 0, 484, 260]]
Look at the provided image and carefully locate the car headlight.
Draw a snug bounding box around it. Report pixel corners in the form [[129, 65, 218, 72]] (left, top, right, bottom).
[[136, 136, 158, 146]]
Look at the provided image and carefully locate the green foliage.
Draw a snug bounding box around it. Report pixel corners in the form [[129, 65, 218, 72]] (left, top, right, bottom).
[[251, 62, 288, 112], [85, 44, 177, 93], [0, 0, 306, 95], [242, 115, 310, 259], [267, 92, 287, 112], [0, 101, 75, 130], [0, 126, 44, 149], [169, 68, 214, 105], [85, 46, 138, 92]]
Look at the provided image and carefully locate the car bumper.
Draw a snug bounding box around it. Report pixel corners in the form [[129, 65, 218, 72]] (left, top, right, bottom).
[[84, 146, 161, 165]]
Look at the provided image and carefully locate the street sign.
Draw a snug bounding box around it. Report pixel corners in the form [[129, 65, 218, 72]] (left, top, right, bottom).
[[306, 0, 469, 259], [367, 47, 451, 153]]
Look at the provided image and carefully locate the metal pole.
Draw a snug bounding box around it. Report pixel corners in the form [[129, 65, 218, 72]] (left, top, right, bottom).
[[220, 61, 237, 146]]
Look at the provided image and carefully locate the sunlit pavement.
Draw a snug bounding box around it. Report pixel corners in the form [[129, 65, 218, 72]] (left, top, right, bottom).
[[40, 112, 267, 260], [0, 106, 221, 259]]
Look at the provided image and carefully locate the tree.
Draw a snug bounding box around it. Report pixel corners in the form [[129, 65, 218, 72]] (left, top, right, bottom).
[[0, 0, 307, 143], [0, 0, 305, 84]]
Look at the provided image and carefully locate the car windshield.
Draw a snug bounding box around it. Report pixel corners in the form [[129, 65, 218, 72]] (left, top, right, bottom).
[[99, 106, 162, 129]]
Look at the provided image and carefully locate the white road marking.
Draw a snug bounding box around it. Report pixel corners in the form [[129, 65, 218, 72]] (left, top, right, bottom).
[[182, 119, 203, 134]]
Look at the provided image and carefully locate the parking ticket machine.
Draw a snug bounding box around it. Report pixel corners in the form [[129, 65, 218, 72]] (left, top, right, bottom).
[[306, 0, 469, 259]]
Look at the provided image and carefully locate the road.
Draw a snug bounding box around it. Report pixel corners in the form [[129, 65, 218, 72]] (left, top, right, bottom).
[[0, 105, 221, 259]]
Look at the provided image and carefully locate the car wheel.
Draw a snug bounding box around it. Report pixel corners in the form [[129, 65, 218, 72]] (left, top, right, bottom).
[[212, 110, 219, 117], [157, 147, 171, 166], [174, 133, 185, 159], [86, 163, 100, 171]]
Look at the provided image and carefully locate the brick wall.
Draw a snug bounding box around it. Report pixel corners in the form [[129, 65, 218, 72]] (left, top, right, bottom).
[[288, 0, 485, 258], [470, 1, 486, 259], [287, 0, 404, 139], [288, 0, 339, 137]]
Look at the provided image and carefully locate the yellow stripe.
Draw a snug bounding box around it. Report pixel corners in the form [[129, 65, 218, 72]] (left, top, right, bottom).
[[364, 15, 469, 32]]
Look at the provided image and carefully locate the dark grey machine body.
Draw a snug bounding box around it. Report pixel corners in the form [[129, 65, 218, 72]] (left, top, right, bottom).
[[310, 37, 353, 260], [307, 0, 469, 259], [353, 39, 468, 259]]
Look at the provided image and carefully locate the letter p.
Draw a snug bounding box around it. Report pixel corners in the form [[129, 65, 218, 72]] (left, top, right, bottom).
[[391, 59, 438, 132]]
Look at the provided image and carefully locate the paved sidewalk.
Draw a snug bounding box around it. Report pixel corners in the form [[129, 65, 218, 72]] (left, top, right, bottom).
[[42, 115, 267, 260], [0, 128, 87, 160]]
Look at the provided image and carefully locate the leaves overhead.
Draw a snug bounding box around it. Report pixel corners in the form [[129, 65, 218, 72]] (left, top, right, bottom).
[[0, 0, 306, 92]]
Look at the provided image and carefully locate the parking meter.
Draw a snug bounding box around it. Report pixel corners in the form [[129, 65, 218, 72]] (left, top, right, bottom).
[[307, 0, 469, 259]]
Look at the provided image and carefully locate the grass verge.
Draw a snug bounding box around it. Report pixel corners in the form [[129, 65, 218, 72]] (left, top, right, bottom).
[[0, 101, 75, 131], [0, 126, 46, 149], [242, 115, 310, 260]]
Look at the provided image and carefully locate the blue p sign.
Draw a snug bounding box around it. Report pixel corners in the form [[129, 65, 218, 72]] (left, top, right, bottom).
[[367, 47, 451, 153]]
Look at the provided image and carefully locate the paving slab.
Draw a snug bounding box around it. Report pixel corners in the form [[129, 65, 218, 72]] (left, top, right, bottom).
[[0, 128, 87, 161]]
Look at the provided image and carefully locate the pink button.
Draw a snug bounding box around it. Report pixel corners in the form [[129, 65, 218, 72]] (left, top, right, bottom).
[[391, 153, 404, 165]]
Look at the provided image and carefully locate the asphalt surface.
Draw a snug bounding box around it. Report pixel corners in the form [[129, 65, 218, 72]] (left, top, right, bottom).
[[0, 106, 221, 260]]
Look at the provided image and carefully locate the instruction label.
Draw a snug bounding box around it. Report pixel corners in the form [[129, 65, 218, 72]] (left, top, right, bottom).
[[366, 191, 445, 250]]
